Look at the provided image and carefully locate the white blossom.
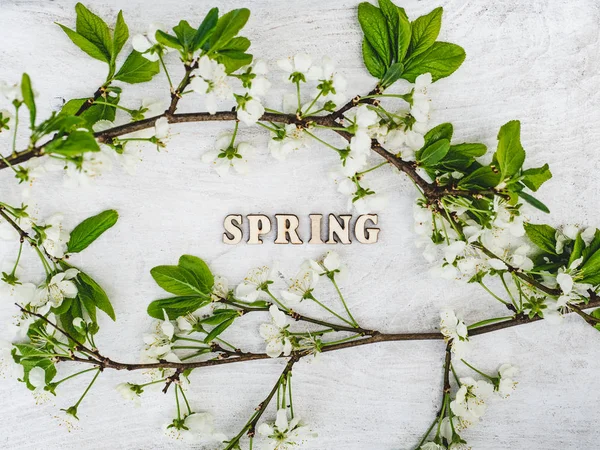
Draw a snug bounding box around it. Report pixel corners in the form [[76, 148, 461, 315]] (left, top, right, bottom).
[[132, 24, 166, 61], [116, 382, 141, 406], [257, 408, 314, 449], [440, 309, 471, 358], [31, 269, 79, 313], [280, 263, 319, 304], [410, 73, 432, 123], [277, 53, 322, 82], [202, 134, 253, 176], [236, 265, 278, 301], [0, 80, 22, 103], [184, 412, 227, 441], [496, 363, 518, 397], [38, 214, 70, 258], [259, 305, 292, 358], [192, 56, 234, 114], [244, 60, 271, 98], [269, 124, 308, 161], [237, 96, 265, 125], [450, 377, 494, 425], [142, 311, 179, 363]]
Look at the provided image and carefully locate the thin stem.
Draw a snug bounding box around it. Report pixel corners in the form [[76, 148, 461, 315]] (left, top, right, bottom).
[[303, 129, 344, 152], [73, 369, 101, 409], [330, 276, 359, 327], [307, 293, 356, 327], [52, 367, 97, 387], [460, 359, 494, 382], [478, 280, 510, 306], [158, 53, 174, 90], [356, 161, 388, 176]]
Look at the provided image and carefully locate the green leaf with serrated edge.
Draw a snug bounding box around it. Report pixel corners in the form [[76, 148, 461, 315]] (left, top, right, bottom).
[[200, 310, 238, 325], [358, 3, 392, 67], [78, 271, 115, 320], [52, 296, 73, 316], [79, 286, 98, 323], [518, 191, 549, 213], [521, 163, 552, 192], [173, 20, 197, 52], [402, 41, 465, 83], [155, 30, 182, 50], [147, 296, 211, 320], [112, 11, 129, 59], [44, 130, 100, 156], [362, 38, 386, 78], [449, 143, 486, 158], [378, 0, 400, 61], [215, 50, 253, 74], [61, 95, 118, 128], [58, 24, 108, 63], [151, 266, 209, 297], [381, 62, 404, 88], [423, 123, 453, 147], [20, 73, 36, 129], [524, 223, 557, 255], [75, 2, 112, 60], [408, 7, 443, 59], [204, 317, 235, 343], [495, 120, 525, 179], [417, 139, 450, 166], [192, 7, 219, 51], [209, 8, 250, 51], [458, 165, 500, 189], [580, 248, 600, 285], [568, 234, 585, 268], [114, 51, 160, 83], [67, 209, 118, 253], [178, 255, 214, 293]]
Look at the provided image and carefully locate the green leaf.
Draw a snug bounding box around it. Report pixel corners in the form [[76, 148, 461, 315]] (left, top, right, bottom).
[[112, 11, 129, 59], [524, 223, 557, 255], [458, 165, 500, 189], [67, 209, 118, 253], [423, 123, 453, 147], [57, 24, 109, 63], [521, 163, 552, 192], [408, 7, 443, 59], [518, 191, 549, 213], [78, 271, 115, 320], [448, 143, 487, 157], [151, 266, 209, 297], [155, 30, 183, 50], [75, 2, 112, 60], [580, 249, 600, 285], [61, 94, 119, 128], [209, 8, 251, 51], [173, 20, 197, 53], [20, 73, 36, 129], [178, 255, 214, 293], [495, 120, 525, 179], [114, 51, 160, 83], [417, 139, 450, 166], [380, 62, 404, 88], [401, 41, 465, 83], [214, 49, 253, 74], [147, 296, 211, 320], [568, 234, 585, 268], [358, 2, 392, 67], [204, 317, 235, 343], [582, 229, 600, 262], [362, 38, 386, 78], [44, 130, 100, 156], [192, 7, 219, 51], [378, 0, 410, 62]]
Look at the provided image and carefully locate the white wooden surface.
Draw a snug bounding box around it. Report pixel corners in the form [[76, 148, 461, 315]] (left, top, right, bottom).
[[1, 0, 600, 448]]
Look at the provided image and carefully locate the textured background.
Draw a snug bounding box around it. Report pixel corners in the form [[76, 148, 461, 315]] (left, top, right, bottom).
[[1, 0, 600, 449]]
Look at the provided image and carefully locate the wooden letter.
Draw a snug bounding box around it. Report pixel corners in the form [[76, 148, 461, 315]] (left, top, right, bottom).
[[327, 214, 352, 244], [223, 215, 243, 244], [308, 214, 324, 244], [355, 214, 379, 244], [247, 214, 271, 244], [274, 214, 303, 244]]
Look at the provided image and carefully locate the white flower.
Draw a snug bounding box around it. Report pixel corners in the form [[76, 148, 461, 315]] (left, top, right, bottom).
[[0, 212, 33, 241], [211, 275, 230, 301], [259, 305, 292, 358], [0, 262, 36, 306], [496, 363, 518, 397], [142, 311, 179, 363], [237, 96, 265, 125], [36, 214, 69, 258], [20, 157, 47, 198], [280, 263, 319, 304], [132, 23, 166, 61], [440, 309, 471, 358], [309, 251, 347, 281], [450, 377, 494, 425], [410, 73, 432, 123], [269, 124, 308, 161], [32, 269, 79, 312], [0, 80, 22, 103], [243, 60, 271, 98], [202, 134, 253, 176], [510, 245, 534, 271], [257, 408, 314, 449], [352, 192, 388, 214], [193, 56, 234, 114], [488, 258, 508, 271], [493, 200, 525, 237], [53, 150, 113, 188], [420, 443, 444, 450], [277, 54, 322, 82], [556, 272, 573, 295], [315, 56, 347, 105], [236, 265, 278, 301], [116, 382, 140, 405], [444, 241, 467, 264], [581, 227, 596, 246], [154, 117, 169, 140]]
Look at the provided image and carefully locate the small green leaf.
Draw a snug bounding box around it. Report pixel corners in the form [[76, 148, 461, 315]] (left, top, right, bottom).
[[204, 317, 235, 343], [173, 20, 197, 53], [448, 143, 487, 157], [521, 163, 552, 192], [378, 0, 410, 62], [75, 2, 112, 60], [568, 234, 585, 268], [458, 165, 500, 189], [580, 249, 600, 285], [114, 51, 160, 83], [209, 8, 251, 51], [362, 38, 386, 78], [44, 130, 100, 156], [582, 229, 600, 262], [155, 30, 183, 50], [380, 62, 404, 88], [423, 123, 453, 147], [178, 255, 214, 294], [58, 24, 109, 63], [358, 2, 392, 67], [495, 120, 525, 179], [417, 139, 450, 166], [150, 266, 209, 297], [401, 41, 465, 83], [112, 11, 129, 59], [61, 94, 119, 128], [192, 7, 219, 51], [78, 271, 115, 321], [524, 223, 557, 255], [147, 296, 211, 320], [214, 49, 253, 74], [20, 73, 36, 129], [518, 191, 549, 213], [67, 209, 118, 253], [408, 7, 443, 59]]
